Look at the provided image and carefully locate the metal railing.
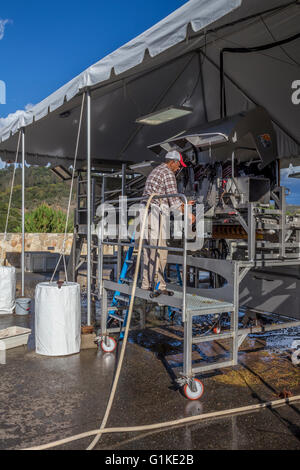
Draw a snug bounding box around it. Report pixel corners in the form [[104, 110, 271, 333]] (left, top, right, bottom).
[[97, 193, 189, 321]]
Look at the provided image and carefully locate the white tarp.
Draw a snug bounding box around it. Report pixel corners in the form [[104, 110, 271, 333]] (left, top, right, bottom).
[[0, 0, 299, 166], [0, 267, 16, 315], [35, 282, 81, 356]]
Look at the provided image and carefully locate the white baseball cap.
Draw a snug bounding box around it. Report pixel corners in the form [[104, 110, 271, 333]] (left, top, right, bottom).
[[165, 150, 187, 167]]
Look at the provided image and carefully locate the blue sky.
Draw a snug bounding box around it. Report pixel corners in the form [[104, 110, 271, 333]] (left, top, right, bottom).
[[0, 0, 186, 117]]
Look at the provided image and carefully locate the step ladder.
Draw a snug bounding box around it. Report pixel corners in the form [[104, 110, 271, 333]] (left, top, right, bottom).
[[107, 234, 136, 335]]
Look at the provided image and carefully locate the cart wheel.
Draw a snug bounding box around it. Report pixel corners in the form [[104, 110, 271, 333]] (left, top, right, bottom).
[[101, 337, 117, 353], [213, 326, 221, 334], [183, 379, 204, 400]]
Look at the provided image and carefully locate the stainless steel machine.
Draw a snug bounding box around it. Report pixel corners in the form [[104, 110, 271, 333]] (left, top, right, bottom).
[[71, 107, 300, 399]]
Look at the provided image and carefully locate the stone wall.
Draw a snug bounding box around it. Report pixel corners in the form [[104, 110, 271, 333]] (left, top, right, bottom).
[[0, 233, 74, 267]]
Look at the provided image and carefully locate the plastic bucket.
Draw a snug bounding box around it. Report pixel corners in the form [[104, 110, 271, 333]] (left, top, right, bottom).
[[15, 298, 31, 316]]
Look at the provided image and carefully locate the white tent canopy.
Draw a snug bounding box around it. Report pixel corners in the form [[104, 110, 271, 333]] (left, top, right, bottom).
[[0, 0, 299, 167], [1, 0, 299, 324]]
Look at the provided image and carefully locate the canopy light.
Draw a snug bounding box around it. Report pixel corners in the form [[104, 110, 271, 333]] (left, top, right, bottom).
[[136, 106, 193, 126], [50, 165, 72, 181], [186, 133, 227, 148]]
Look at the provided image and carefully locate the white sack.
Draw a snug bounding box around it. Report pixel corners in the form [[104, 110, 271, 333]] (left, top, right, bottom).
[[0, 266, 16, 315], [35, 282, 81, 356]]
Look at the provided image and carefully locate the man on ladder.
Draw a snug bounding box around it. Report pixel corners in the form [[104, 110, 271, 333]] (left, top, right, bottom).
[[141, 150, 195, 296]]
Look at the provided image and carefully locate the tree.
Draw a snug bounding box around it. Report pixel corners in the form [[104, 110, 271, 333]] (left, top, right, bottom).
[[15, 203, 73, 233]]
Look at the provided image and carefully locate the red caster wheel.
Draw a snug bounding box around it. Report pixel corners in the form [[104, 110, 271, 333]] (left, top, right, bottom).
[[183, 378, 204, 400], [213, 326, 221, 334], [101, 336, 117, 353]]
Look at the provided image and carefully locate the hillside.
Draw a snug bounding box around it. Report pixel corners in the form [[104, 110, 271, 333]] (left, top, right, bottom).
[[0, 165, 75, 232]]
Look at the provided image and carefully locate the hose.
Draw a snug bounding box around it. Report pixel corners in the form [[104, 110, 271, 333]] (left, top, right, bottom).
[[23, 194, 300, 450], [25, 395, 300, 450], [86, 193, 157, 450]]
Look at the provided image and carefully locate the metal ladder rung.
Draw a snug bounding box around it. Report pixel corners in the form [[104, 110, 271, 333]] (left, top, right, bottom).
[[120, 278, 133, 284], [125, 259, 135, 265], [108, 313, 125, 323]]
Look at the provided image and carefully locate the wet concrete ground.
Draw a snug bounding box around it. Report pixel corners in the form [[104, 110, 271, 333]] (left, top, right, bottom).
[[0, 273, 300, 450]]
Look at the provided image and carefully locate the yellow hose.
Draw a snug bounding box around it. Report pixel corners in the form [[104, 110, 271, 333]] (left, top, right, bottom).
[[23, 195, 300, 451], [86, 194, 157, 450], [25, 395, 300, 450]]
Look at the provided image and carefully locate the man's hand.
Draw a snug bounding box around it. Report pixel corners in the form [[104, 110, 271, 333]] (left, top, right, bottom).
[[188, 213, 196, 225], [181, 200, 195, 211], [189, 200, 196, 224], [180, 201, 196, 224]]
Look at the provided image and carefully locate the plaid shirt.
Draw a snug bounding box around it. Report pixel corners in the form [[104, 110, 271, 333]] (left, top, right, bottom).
[[143, 163, 182, 210]]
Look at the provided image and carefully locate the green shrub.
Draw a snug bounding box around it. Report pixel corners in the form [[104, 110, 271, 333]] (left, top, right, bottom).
[[0, 204, 21, 233], [15, 203, 73, 233]]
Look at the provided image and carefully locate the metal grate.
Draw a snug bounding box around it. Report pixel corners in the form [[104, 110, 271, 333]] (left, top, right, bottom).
[[172, 291, 234, 313]]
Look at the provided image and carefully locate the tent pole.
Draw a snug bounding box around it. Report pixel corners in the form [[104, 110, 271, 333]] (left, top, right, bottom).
[[86, 89, 92, 325], [117, 163, 126, 278], [21, 128, 25, 297]]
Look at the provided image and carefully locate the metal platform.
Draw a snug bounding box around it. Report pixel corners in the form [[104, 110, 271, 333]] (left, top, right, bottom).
[[103, 280, 234, 315]]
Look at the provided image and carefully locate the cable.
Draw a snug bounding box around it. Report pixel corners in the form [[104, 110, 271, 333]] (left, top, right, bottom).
[[25, 395, 300, 450], [50, 93, 85, 283], [220, 30, 300, 117], [209, 1, 299, 38], [259, 15, 300, 68], [23, 192, 300, 450], [0, 131, 21, 266], [181, 52, 202, 106]]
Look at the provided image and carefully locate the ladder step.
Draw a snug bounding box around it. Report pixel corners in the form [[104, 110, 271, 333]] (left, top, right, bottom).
[[108, 313, 125, 323], [125, 259, 135, 265], [108, 306, 119, 311]]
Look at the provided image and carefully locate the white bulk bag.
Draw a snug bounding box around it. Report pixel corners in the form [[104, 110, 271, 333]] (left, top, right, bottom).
[[0, 266, 16, 315], [35, 282, 81, 356]]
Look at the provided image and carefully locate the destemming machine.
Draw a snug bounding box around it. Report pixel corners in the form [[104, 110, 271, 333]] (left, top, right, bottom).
[[70, 107, 300, 399]]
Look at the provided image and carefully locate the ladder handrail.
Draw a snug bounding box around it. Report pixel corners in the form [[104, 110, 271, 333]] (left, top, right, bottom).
[[98, 192, 189, 322]]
